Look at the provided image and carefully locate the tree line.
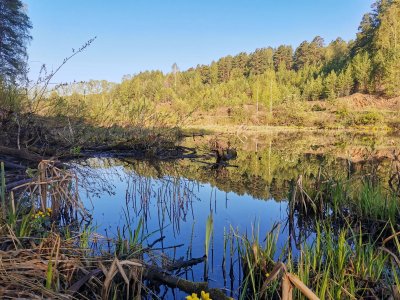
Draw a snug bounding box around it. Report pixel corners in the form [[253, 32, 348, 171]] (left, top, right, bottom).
[[1, 0, 399, 127]]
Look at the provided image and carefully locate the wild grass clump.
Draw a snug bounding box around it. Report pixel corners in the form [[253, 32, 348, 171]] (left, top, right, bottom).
[[288, 223, 389, 299], [357, 180, 399, 221], [355, 111, 383, 126], [230, 225, 281, 299], [289, 170, 400, 224], [236, 222, 399, 299]]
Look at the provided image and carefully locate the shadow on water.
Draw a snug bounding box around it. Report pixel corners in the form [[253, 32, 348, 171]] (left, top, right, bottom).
[[71, 131, 400, 299]]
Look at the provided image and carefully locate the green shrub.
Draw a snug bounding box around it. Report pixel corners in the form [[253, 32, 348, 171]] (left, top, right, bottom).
[[311, 104, 326, 112], [355, 111, 382, 125]]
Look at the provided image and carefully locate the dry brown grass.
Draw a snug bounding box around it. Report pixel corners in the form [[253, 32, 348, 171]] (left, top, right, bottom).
[[1, 161, 145, 300], [0, 232, 144, 299]]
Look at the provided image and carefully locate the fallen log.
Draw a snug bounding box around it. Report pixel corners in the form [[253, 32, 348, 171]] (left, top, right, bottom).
[[142, 266, 231, 300], [68, 257, 231, 300], [0, 146, 42, 162]]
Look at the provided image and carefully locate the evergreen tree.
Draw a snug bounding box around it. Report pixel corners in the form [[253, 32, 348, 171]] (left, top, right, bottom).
[[371, 0, 400, 95], [247, 47, 274, 75], [294, 41, 310, 70], [273, 45, 293, 71], [324, 70, 338, 99], [0, 0, 32, 83], [351, 52, 372, 92], [352, 13, 376, 55], [324, 38, 349, 72], [336, 67, 354, 97]]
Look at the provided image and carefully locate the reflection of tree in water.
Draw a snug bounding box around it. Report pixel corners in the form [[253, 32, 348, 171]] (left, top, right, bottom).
[[73, 141, 398, 206], [71, 144, 398, 238]]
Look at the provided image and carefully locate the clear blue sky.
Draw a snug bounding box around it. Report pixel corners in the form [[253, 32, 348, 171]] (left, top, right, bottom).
[[25, 0, 374, 84]]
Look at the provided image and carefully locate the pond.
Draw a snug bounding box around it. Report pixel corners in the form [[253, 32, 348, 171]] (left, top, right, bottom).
[[73, 130, 400, 299]]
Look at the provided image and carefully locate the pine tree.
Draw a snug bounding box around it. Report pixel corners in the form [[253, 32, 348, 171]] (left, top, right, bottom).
[[337, 67, 354, 97], [273, 45, 293, 71], [0, 0, 32, 83], [324, 70, 338, 99], [351, 52, 372, 92], [247, 48, 274, 75], [372, 0, 400, 95]]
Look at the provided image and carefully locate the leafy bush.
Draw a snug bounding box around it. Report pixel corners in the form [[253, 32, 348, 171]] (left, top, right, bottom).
[[355, 111, 382, 125]]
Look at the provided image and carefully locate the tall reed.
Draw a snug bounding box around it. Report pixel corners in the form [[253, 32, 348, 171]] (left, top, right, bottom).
[[237, 220, 394, 299], [1, 161, 5, 218], [205, 212, 213, 258]]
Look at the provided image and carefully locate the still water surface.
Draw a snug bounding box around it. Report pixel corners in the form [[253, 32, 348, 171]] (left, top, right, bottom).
[[74, 131, 399, 298]]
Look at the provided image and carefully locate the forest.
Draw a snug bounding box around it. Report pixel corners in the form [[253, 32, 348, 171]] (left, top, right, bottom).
[[30, 0, 400, 129]]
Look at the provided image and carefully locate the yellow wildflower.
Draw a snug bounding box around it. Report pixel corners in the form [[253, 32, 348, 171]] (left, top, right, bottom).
[[186, 293, 200, 300], [201, 291, 211, 300]]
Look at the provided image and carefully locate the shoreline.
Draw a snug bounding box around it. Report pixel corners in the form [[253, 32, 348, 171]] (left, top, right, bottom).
[[182, 124, 397, 135]]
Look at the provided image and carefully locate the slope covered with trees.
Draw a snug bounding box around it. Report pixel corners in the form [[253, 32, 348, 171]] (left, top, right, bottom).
[[1, 0, 399, 131], [40, 0, 399, 129]]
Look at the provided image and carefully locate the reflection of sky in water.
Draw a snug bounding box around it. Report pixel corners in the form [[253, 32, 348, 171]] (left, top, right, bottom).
[[78, 161, 292, 298]]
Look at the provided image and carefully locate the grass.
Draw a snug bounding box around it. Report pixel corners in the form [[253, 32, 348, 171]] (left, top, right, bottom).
[[287, 170, 400, 224], [357, 180, 399, 221], [1, 162, 5, 218], [235, 220, 398, 299], [205, 212, 214, 258], [234, 168, 400, 299]]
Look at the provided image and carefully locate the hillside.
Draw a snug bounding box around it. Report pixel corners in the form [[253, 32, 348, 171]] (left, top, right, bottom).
[[31, 0, 400, 132]]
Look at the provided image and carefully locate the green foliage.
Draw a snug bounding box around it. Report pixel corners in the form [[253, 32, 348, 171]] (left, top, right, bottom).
[[336, 67, 353, 97], [70, 146, 82, 155], [323, 70, 338, 99], [351, 52, 372, 92], [357, 180, 398, 220], [355, 111, 383, 125], [237, 220, 392, 299], [273, 45, 293, 71]]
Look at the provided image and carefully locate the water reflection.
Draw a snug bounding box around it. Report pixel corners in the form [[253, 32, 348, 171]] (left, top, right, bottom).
[[72, 131, 399, 298]]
